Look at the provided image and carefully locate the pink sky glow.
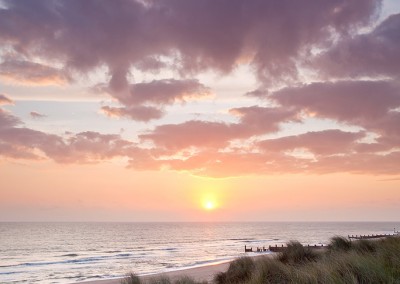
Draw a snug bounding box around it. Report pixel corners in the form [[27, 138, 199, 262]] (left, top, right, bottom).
[[0, 0, 399, 221]]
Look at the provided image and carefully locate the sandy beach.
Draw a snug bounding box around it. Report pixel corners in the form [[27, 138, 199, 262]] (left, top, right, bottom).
[[78, 261, 231, 284], [77, 255, 272, 284]]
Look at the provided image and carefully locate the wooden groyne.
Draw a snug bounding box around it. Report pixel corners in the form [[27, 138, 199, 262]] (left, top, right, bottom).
[[245, 230, 399, 253], [245, 245, 268, 252], [244, 244, 327, 253], [348, 233, 398, 240], [268, 244, 327, 253]]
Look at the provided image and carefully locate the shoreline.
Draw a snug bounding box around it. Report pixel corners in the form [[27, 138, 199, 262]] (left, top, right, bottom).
[[76, 254, 272, 284]]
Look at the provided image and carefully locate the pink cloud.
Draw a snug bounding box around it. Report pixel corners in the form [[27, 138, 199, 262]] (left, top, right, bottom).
[[230, 106, 299, 134], [0, 126, 138, 163], [259, 130, 365, 155], [0, 108, 138, 162], [140, 120, 239, 150], [2, 0, 399, 178], [308, 151, 400, 175], [0, 94, 13, 105], [100, 78, 211, 121], [0, 108, 21, 129], [272, 80, 400, 154], [0, 60, 71, 85], [101, 105, 164, 122], [56, 131, 134, 163], [274, 80, 400, 121], [0, 126, 63, 160], [127, 146, 400, 178], [140, 106, 297, 150], [1, 108, 400, 177]]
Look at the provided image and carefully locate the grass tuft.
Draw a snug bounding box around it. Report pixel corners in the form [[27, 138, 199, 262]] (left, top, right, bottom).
[[278, 241, 318, 265], [329, 236, 352, 252], [147, 276, 172, 284], [121, 273, 141, 284], [214, 257, 255, 284], [353, 239, 376, 253]]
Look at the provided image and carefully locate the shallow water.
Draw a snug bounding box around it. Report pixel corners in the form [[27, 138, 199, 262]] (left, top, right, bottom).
[[0, 222, 398, 283]]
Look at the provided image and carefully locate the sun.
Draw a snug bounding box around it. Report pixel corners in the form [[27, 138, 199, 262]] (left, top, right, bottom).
[[202, 198, 218, 211], [204, 201, 215, 210], [198, 189, 221, 212]]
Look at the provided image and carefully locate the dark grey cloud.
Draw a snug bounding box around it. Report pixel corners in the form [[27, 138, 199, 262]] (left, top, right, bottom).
[[314, 13, 400, 79], [0, 0, 381, 89]]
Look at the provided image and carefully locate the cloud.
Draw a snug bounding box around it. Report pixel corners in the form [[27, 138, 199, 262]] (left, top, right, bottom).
[[1, 0, 399, 177], [230, 106, 299, 134], [0, 122, 64, 160], [0, 108, 21, 129], [271, 79, 400, 156], [127, 144, 400, 178], [0, 126, 137, 163], [1, 107, 400, 177], [273, 80, 400, 128], [140, 120, 240, 150], [140, 106, 297, 150], [0, 94, 13, 105], [308, 151, 400, 175], [30, 111, 46, 119], [126, 147, 300, 177], [95, 74, 212, 120], [0, 108, 138, 162], [259, 130, 365, 155], [0, 0, 381, 88], [0, 60, 70, 85], [101, 78, 211, 121], [100, 105, 164, 122], [125, 79, 211, 106], [314, 13, 400, 79], [135, 56, 168, 72], [56, 131, 134, 163]]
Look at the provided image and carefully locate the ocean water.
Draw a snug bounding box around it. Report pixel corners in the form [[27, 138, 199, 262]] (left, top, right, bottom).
[[0, 222, 398, 283]]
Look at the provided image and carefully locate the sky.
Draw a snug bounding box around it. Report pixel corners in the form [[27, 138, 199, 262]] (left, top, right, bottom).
[[0, 0, 400, 222]]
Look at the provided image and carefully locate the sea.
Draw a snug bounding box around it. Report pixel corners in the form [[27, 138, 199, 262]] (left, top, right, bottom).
[[0, 222, 399, 283]]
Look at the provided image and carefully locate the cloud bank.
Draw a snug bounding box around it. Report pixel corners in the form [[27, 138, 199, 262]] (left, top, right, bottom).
[[1, 0, 399, 177]]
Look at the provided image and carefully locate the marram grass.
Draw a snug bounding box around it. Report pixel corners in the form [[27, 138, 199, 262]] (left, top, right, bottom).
[[123, 236, 400, 284]]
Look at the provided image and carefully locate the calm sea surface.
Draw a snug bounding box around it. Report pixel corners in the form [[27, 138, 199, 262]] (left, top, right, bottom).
[[0, 222, 398, 283]]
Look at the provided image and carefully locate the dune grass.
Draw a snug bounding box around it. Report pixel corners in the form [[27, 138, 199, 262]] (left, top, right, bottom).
[[122, 236, 400, 284], [215, 236, 400, 284]]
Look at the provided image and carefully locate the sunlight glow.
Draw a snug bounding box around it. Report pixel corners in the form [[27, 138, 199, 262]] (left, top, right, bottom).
[[204, 200, 215, 210]]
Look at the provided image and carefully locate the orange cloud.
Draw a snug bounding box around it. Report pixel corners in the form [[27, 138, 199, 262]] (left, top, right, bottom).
[[0, 60, 71, 86]]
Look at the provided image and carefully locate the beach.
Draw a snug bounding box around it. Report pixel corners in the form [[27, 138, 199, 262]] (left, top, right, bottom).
[[78, 255, 271, 284], [78, 260, 232, 284]]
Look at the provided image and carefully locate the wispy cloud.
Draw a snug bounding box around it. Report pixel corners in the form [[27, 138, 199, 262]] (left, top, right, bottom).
[[29, 111, 47, 119]]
